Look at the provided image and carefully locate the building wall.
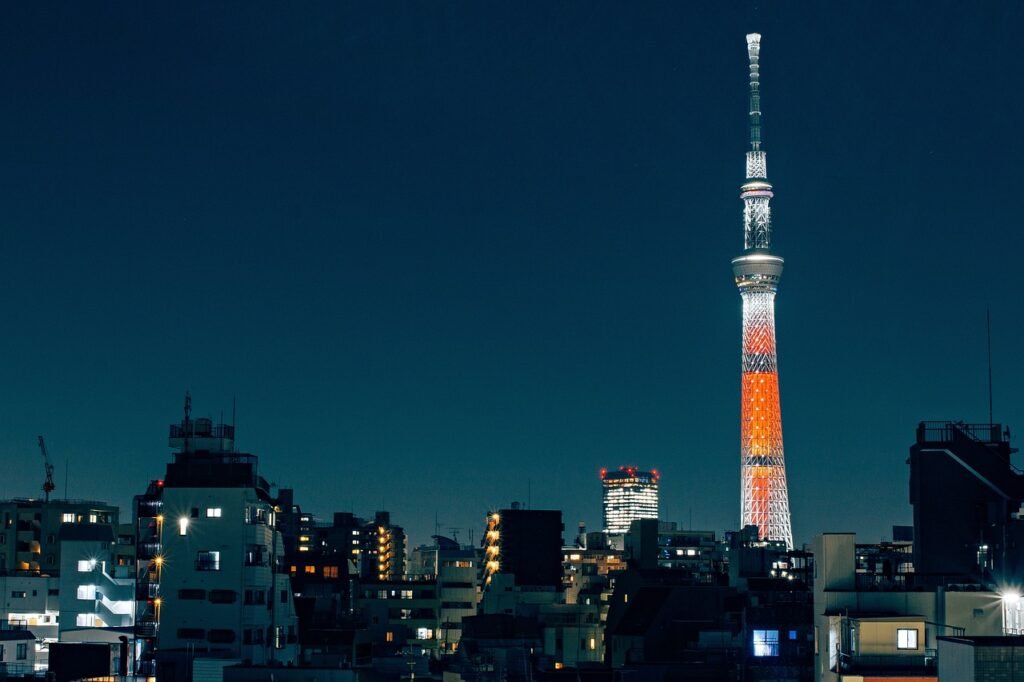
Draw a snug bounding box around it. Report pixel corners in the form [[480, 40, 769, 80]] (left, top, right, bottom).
[[58, 540, 134, 632], [936, 639, 975, 682], [157, 486, 298, 666], [437, 553, 478, 654], [855, 620, 923, 657]]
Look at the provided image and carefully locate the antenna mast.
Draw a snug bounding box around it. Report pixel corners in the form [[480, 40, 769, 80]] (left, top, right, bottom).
[[987, 309, 994, 425]]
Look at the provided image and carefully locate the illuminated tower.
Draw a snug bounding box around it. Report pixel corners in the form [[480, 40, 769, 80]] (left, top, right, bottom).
[[600, 467, 659, 534], [731, 33, 793, 548]]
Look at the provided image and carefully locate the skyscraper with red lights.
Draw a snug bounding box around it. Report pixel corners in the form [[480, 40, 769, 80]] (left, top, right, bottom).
[[601, 467, 659, 534]]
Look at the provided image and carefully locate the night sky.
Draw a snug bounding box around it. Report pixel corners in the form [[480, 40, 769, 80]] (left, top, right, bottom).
[[0, 2, 1020, 549]]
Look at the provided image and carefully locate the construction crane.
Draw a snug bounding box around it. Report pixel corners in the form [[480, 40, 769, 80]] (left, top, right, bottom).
[[37, 436, 56, 502]]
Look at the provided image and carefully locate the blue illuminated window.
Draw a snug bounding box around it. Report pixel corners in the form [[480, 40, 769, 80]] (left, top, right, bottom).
[[753, 629, 779, 657]]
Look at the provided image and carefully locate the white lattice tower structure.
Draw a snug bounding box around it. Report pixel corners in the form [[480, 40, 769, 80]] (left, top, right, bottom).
[[731, 33, 794, 549]]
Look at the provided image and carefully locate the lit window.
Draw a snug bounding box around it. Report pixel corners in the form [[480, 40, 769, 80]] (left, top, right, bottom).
[[897, 628, 918, 650], [589, 637, 596, 650], [76, 614, 97, 627], [385, 631, 394, 642], [298, 547, 310, 552], [401, 590, 413, 600], [752, 629, 779, 657], [206, 508, 222, 518], [178, 518, 189, 536], [416, 627, 434, 640], [76, 585, 96, 600], [77, 560, 95, 572], [62, 513, 74, 523], [304, 566, 315, 574], [88, 514, 97, 523]]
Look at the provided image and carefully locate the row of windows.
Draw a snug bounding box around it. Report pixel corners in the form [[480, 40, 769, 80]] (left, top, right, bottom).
[[0, 643, 29, 661], [177, 588, 268, 605], [289, 565, 340, 578], [752, 628, 917, 657], [176, 626, 294, 647]]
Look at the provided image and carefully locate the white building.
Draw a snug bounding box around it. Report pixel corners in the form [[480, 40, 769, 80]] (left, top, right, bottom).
[[0, 574, 57, 671], [58, 525, 134, 633], [154, 413, 299, 682], [600, 467, 658, 535]]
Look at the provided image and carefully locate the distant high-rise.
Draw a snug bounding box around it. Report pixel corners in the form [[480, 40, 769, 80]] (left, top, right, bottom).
[[601, 467, 659, 534], [482, 505, 563, 589], [732, 33, 794, 548]]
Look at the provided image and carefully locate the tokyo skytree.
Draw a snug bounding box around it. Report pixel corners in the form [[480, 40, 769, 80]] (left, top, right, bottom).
[[731, 33, 793, 549]]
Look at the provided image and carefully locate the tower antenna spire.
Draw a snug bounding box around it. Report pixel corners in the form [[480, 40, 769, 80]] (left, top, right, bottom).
[[747, 33, 762, 151]]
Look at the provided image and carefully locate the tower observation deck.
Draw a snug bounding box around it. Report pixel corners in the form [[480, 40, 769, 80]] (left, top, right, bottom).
[[731, 33, 793, 549]]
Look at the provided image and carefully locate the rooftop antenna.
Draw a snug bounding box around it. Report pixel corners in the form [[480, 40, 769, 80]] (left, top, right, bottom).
[[987, 309, 994, 425], [183, 391, 192, 453]]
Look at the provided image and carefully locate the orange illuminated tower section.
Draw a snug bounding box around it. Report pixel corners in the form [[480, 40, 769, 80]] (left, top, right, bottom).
[[731, 33, 793, 548]]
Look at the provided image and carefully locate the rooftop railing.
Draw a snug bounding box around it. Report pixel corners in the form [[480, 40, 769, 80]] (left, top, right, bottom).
[[917, 421, 1006, 445]]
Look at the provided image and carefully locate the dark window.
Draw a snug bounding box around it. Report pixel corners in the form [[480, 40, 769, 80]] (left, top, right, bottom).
[[178, 589, 206, 600], [46, 555, 54, 565], [207, 629, 236, 644], [47, 534, 55, 544], [280, 590, 287, 604], [48, 589, 58, 596], [190, 508, 199, 518], [208, 590, 237, 604], [244, 590, 266, 605], [196, 551, 220, 571], [177, 628, 205, 640], [16, 643, 27, 660], [10, 591, 26, 598], [441, 582, 473, 588]]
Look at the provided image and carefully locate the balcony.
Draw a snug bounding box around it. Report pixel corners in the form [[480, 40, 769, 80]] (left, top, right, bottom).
[[836, 651, 936, 676]]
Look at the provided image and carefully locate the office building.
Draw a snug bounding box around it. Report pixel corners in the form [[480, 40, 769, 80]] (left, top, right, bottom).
[[600, 467, 659, 535]]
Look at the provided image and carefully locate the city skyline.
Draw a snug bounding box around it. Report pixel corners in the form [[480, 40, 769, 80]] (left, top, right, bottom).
[[0, 3, 1021, 548]]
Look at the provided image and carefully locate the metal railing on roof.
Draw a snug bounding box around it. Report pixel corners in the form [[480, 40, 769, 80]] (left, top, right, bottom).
[[917, 421, 1006, 445]]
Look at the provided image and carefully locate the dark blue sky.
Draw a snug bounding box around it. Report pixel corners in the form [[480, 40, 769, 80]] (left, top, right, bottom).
[[0, 2, 1020, 548]]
